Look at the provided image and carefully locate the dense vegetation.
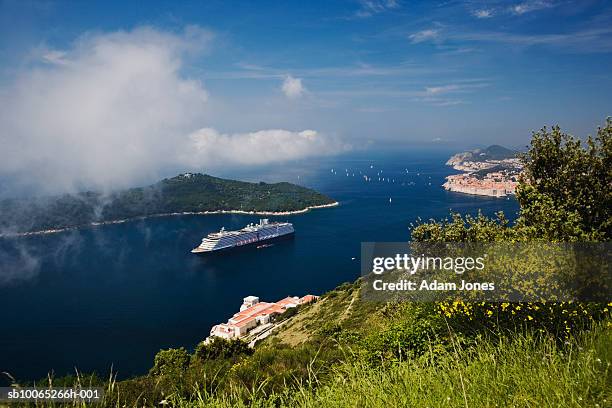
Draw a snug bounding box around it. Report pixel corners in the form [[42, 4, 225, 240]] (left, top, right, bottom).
[[470, 144, 518, 161], [11, 119, 612, 407], [0, 174, 335, 234]]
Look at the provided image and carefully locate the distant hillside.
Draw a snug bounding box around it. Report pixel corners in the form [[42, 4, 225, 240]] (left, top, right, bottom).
[[0, 173, 336, 234], [447, 144, 518, 165], [473, 145, 517, 161]]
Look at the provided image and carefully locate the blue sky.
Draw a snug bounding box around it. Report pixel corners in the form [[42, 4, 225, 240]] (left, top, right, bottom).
[[0, 0, 611, 193]]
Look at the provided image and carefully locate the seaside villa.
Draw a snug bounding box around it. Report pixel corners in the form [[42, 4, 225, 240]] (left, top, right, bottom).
[[209, 294, 318, 340]]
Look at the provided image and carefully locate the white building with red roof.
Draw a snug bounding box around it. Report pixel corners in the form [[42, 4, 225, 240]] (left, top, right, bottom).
[[209, 294, 318, 340]]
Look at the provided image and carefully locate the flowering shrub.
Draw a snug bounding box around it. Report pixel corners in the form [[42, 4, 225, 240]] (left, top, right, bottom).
[[414, 122, 612, 341], [437, 300, 612, 339]]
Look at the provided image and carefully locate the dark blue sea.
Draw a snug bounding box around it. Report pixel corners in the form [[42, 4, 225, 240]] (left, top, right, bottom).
[[0, 150, 519, 382]]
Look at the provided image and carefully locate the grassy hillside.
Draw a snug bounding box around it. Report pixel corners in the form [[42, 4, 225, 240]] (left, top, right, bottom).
[[26, 282, 611, 407], [0, 173, 336, 234], [181, 320, 612, 408]]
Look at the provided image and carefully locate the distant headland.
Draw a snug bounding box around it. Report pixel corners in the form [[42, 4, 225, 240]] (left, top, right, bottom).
[[0, 173, 338, 237], [443, 145, 522, 197]]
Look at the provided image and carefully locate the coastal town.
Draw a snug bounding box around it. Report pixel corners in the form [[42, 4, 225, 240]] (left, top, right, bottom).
[[443, 145, 523, 197], [208, 294, 318, 346]]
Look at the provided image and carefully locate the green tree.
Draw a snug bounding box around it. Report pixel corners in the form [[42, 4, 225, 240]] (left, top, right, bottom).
[[413, 117, 612, 243], [411, 118, 612, 338], [149, 347, 190, 377], [515, 117, 612, 241], [193, 337, 252, 361]]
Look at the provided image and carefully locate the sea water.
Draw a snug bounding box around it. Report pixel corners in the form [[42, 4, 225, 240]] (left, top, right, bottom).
[[0, 149, 519, 382]]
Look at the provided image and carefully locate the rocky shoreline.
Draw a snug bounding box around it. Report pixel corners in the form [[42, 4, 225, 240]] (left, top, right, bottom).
[[0, 202, 339, 238]]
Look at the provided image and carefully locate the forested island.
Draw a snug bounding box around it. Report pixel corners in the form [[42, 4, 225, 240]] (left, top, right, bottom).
[[0, 173, 337, 235]]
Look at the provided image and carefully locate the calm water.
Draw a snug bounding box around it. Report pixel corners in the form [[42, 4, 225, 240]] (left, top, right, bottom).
[[0, 150, 519, 382]]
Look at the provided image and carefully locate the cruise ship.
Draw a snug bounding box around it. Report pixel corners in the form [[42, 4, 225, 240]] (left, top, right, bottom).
[[191, 219, 294, 254]]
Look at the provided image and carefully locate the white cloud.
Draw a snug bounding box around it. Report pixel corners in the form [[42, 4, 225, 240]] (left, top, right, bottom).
[[0, 243, 40, 285], [41, 50, 68, 65], [512, 4, 531, 15], [184, 128, 347, 167], [430, 99, 466, 106], [511, 1, 554, 15], [0, 27, 340, 197], [424, 85, 460, 95], [473, 9, 494, 18], [414, 83, 487, 107], [409, 29, 439, 44], [469, 1, 555, 19], [281, 75, 306, 99], [451, 27, 612, 52], [0, 26, 211, 195], [431, 137, 452, 142], [355, 0, 399, 18]]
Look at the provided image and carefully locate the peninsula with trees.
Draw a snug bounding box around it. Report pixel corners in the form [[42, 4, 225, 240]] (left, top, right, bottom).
[[0, 173, 337, 236], [443, 144, 523, 197]]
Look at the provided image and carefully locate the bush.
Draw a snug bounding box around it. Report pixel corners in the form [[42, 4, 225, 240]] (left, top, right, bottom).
[[516, 118, 611, 241], [149, 347, 190, 376], [361, 304, 446, 363], [438, 300, 612, 340], [193, 337, 252, 362], [411, 120, 612, 340]]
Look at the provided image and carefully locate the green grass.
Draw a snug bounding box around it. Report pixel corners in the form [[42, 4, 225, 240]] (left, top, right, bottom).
[[292, 326, 611, 408], [207, 325, 607, 407], [128, 321, 610, 408]]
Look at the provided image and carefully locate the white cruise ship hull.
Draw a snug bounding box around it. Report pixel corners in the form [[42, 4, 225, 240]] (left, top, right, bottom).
[[191, 219, 294, 254]]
